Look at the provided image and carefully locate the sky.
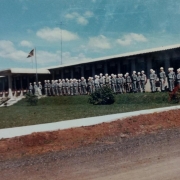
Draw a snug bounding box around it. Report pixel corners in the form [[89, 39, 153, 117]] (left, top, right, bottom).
[[1, 0, 180, 69]]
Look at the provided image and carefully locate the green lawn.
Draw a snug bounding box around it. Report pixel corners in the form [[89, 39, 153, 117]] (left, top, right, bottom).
[[0, 92, 177, 129]]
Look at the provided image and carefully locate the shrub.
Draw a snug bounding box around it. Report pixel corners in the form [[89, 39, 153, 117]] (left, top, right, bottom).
[[89, 86, 115, 105], [26, 93, 38, 106], [169, 85, 180, 103]]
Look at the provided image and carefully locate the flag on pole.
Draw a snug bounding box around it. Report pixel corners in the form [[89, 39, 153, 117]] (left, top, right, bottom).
[[27, 49, 34, 58]]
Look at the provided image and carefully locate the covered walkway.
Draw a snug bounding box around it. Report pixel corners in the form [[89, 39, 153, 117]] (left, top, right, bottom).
[[0, 68, 50, 98]]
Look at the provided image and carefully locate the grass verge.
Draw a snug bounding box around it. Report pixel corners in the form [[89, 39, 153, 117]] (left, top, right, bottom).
[[0, 92, 178, 129]]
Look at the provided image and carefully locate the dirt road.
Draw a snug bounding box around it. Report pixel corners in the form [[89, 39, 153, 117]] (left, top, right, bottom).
[[1, 129, 180, 180]]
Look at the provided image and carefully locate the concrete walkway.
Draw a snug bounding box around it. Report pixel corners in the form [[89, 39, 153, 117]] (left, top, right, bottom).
[[1, 105, 180, 139]]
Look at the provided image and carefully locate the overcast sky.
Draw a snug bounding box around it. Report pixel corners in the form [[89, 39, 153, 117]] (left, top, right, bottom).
[[1, 0, 180, 69]]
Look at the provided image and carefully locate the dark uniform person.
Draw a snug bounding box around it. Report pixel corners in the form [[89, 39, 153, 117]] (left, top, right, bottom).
[[137, 72, 141, 92]]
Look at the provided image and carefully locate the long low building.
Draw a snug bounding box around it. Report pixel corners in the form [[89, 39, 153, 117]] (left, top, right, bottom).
[[0, 44, 180, 92]]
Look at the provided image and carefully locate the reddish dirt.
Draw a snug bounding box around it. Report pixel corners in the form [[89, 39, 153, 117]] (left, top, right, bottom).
[[1, 109, 180, 161]]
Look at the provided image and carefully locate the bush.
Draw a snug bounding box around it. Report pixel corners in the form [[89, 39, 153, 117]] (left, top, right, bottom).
[[89, 86, 115, 105], [169, 85, 180, 103], [26, 93, 38, 106]]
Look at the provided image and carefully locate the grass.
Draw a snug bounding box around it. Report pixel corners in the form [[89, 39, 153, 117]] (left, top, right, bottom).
[[0, 92, 178, 129]]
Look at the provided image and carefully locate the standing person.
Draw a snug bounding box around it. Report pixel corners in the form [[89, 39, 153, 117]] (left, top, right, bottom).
[[69, 79, 74, 95], [33, 82, 39, 96], [38, 82, 42, 96], [91, 77, 95, 92], [116, 74, 121, 93], [47, 80, 51, 96], [137, 72, 141, 92], [58, 79, 63, 95], [99, 73, 104, 88], [73, 79, 78, 95], [123, 74, 127, 93], [111, 74, 117, 93], [177, 68, 180, 87], [140, 70, 147, 93], [44, 80, 48, 96], [78, 79, 81, 95], [54, 80, 59, 96], [167, 68, 170, 89], [159, 67, 166, 92], [91, 77, 94, 93], [51, 80, 55, 96], [172, 67, 176, 89], [62, 79, 66, 95], [119, 74, 125, 94], [81, 77, 87, 95], [126, 73, 132, 93], [150, 70, 156, 93], [132, 71, 137, 93], [65, 79, 70, 95], [109, 75, 112, 89], [154, 70, 158, 91], [87, 77, 91, 95], [29, 83, 33, 95], [94, 75, 100, 90], [168, 68, 175, 92], [105, 74, 109, 87]]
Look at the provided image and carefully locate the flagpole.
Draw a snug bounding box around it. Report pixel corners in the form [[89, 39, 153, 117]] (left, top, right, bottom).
[[31, 56, 33, 69], [35, 47, 38, 85]]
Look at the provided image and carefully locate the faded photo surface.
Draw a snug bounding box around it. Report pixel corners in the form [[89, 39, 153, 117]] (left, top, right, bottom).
[[0, 0, 180, 179]]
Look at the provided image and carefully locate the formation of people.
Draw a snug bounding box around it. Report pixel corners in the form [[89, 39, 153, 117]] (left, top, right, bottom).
[[28, 67, 180, 96]]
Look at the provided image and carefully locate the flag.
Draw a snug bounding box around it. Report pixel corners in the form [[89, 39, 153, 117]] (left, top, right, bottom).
[[27, 49, 34, 58]]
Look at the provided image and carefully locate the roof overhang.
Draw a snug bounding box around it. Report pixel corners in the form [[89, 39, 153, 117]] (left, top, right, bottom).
[[47, 44, 180, 70], [0, 68, 50, 76]]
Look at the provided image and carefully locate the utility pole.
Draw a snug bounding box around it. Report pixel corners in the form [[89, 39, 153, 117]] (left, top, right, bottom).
[[57, 21, 65, 65], [60, 21, 63, 65]]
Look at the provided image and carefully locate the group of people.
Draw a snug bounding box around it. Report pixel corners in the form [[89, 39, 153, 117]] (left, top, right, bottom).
[[150, 67, 180, 92], [28, 67, 180, 96]]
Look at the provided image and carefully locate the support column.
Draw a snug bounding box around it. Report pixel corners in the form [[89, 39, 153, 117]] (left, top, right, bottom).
[[3, 78, 5, 91], [92, 64, 95, 77], [61, 69, 64, 79], [8, 74, 13, 99], [164, 55, 170, 74], [52, 71, 55, 80], [131, 59, 136, 73], [71, 68, 73, 78], [20, 76, 23, 89], [146, 57, 152, 79], [20, 76, 23, 97], [81, 65, 84, 77], [27, 76, 29, 90], [14, 77, 17, 90], [104, 61, 108, 74], [117, 60, 121, 74]]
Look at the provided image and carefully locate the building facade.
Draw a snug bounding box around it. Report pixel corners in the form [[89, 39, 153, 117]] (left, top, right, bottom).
[[0, 44, 180, 93]]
